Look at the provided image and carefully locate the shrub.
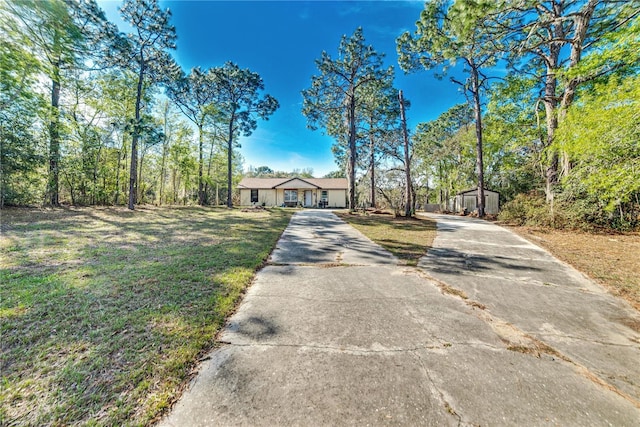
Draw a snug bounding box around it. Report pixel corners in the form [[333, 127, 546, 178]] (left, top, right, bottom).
[[498, 191, 560, 227], [499, 188, 639, 231]]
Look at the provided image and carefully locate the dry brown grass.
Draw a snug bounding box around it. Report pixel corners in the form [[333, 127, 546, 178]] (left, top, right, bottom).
[[507, 225, 640, 311]]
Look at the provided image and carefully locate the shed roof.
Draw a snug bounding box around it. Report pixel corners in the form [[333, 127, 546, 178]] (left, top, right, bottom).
[[238, 177, 348, 190], [456, 187, 500, 196]]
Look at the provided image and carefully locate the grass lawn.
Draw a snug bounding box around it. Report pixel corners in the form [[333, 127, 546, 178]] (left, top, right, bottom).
[[336, 211, 437, 265], [0, 206, 292, 426], [507, 225, 640, 311]]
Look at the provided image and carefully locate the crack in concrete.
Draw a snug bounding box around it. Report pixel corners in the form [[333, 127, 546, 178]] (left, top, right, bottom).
[[220, 336, 510, 354], [267, 262, 368, 268], [412, 266, 640, 409], [244, 293, 447, 304], [216, 341, 451, 356], [438, 240, 546, 251], [535, 333, 640, 348], [418, 269, 604, 296], [411, 350, 464, 426]]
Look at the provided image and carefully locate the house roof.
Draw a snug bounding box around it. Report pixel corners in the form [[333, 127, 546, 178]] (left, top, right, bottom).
[[273, 178, 319, 189], [238, 177, 348, 190]]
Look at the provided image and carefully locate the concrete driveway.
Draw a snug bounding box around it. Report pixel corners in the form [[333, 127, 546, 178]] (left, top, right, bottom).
[[159, 210, 640, 426], [418, 214, 640, 404]]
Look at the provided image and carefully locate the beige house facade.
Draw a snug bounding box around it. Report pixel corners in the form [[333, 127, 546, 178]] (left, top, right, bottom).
[[238, 177, 348, 208]]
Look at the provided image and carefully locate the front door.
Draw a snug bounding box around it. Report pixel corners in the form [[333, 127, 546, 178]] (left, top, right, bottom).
[[304, 190, 312, 207]]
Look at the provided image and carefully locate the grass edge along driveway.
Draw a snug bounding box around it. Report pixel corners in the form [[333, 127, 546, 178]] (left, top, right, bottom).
[[0, 206, 292, 426], [336, 211, 437, 266]]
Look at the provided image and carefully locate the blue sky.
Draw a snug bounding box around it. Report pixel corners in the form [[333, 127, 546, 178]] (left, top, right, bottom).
[[99, 0, 468, 177]]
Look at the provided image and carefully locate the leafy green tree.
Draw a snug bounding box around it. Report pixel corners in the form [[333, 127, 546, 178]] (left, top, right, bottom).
[[0, 5, 45, 207], [167, 66, 219, 205], [398, 0, 503, 217], [91, 70, 140, 205], [248, 165, 274, 177], [482, 75, 544, 201], [63, 73, 112, 205], [2, 0, 116, 205], [555, 74, 639, 228], [563, 13, 640, 83], [167, 123, 197, 204], [118, 0, 177, 210], [154, 99, 183, 205], [291, 168, 315, 178], [500, 0, 640, 201], [413, 104, 475, 207], [303, 27, 394, 210], [324, 170, 346, 179], [210, 61, 279, 208]]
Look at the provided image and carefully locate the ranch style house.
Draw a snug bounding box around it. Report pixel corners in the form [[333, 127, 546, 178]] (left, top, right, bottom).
[[238, 177, 348, 208]]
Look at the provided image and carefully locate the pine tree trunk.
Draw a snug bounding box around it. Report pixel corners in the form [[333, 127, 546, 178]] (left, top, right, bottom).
[[399, 90, 412, 217], [227, 115, 234, 208], [470, 65, 485, 218], [544, 68, 559, 205], [198, 124, 204, 205], [542, 3, 564, 205], [204, 130, 217, 205], [369, 129, 376, 208], [347, 90, 357, 210], [115, 139, 125, 205], [129, 63, 145, 210], [138, 147, 146, 203], [48, 71, 61, 206]]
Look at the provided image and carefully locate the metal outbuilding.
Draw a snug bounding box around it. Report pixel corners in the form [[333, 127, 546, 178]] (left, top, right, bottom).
[[448, 188, 500, 215]]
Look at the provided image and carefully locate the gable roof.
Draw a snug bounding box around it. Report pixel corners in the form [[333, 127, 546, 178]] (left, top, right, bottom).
[[456, 187, 500, 196], [273, 177, 319, 189], [238, 177, 348, 190]]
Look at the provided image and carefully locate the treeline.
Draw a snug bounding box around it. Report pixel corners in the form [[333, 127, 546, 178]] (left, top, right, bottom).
[[0, 0, 277, 209], [245, 166, 319, 179], [2, 1, 639, 230], [300, 0, 639, 230], [404, 0, 640, 230]]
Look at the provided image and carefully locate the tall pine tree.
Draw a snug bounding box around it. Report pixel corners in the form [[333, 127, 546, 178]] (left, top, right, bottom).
[[398, 0, 503, 217], [118, 0, 177, 210], [303, 27, 393, 210], [210, 62, 279, 208], [167, 67, 218, 205]]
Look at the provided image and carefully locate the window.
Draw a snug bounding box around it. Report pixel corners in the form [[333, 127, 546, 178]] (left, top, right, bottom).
[[321, 190, 328, 201], [284, 190, 297, 203], [250, 189, 258, 203]]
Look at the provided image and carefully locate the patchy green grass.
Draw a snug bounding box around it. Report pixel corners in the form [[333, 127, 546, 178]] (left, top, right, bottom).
[[336, 211, 437, 265], [0, 206, 292, 426]]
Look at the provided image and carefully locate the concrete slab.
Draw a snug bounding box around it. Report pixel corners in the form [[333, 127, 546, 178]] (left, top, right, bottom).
[[160, 346, 457, 427], [422, 347, 640, 426], [269, 210, 397, 266], [220, 265, 504, 351], [419, 213, 640, 403]]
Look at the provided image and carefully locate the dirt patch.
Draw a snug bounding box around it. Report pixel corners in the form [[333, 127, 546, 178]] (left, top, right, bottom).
[[439, 283, 468, 300]]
